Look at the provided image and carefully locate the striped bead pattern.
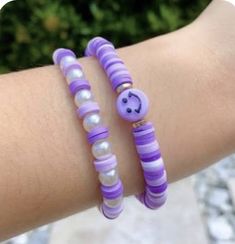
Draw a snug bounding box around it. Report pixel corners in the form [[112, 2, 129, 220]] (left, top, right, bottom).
[[85, 37, 133, 91], [52, 48, 124, 219], [85, 37, 168, 210], [133, 122, 167, 209]]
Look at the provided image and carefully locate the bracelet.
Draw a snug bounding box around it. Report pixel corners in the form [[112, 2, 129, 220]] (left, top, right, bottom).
[[85, 37, 168, 209], [52, 48, 124, 219]]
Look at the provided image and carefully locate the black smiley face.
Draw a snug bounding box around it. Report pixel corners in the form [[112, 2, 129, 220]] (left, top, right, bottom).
[[121, 91, 142, 114]]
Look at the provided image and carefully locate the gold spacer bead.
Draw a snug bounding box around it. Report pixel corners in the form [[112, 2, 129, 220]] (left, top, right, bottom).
[[132, 119, 147, 128], [116, 83, 133, 94]]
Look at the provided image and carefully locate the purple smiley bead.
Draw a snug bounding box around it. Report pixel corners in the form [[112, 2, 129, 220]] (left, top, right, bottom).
[[116, 88, 149, 122]]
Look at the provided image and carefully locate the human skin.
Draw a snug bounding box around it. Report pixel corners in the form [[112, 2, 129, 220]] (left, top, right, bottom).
[[0, 0, 234, 240]]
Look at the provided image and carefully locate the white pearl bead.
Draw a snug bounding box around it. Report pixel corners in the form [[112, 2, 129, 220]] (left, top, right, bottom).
[[66, 69, 85, 83], [83, 113, 102, 132], [60, 56, 76, 69], [74, 90, 94, 107], [99, 167, 119, 186], [104, 196, 123, 208], [92, 139, 112, 159]]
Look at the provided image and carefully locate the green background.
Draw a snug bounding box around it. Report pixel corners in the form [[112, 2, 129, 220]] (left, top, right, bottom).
[[0, 0, 210, 73]]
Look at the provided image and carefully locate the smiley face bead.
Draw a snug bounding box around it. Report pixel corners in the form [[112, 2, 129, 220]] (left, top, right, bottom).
[[116, 88, 149, 122]]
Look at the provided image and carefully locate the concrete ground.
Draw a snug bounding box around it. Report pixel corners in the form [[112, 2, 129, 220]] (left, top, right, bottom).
[[49, 177, 209, 244]]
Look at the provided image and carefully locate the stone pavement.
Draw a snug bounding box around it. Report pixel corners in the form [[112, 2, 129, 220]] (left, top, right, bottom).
[[49, 178, 209, 244]]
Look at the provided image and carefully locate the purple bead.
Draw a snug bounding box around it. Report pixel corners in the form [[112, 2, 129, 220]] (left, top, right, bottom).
[[101, 180, 123, 199], [76, 101, 100, 118], [87, 126, 109, 144], [101, 202, 123, 219], [139, 149, 160, 158], [116, 88, 149, 122], [147, 182, 168, 194], [69, 79, 91, 95], [141, 157, 164, 172], [140, 150, 161, 162], [134, 136, 156, 145], [53, 48, 76, 65], [146, 170, 167, 186], [136, 140, 159, 154], [144, 192, 167, 209], [94, 155, 117, 172], [143, 169, 165, 181], [112, 75, 133, 91]]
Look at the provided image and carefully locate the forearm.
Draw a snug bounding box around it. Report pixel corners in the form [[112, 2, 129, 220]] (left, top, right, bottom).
[[1, 0, 235, 239]]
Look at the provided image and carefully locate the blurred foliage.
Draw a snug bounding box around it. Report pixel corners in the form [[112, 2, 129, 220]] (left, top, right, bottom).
[[0, 0, 210, 73]]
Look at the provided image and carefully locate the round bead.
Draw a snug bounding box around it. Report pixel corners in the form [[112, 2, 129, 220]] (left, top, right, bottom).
[[66, 69, 85, 83], [116, 88, 149, 122], [104, 196, 123, 208], [99, 167, 119, 186], [74, 89, 93, 107], [60, 56, 77, 70], [92, 139, 112, 160], [83, 113, 102, 132]]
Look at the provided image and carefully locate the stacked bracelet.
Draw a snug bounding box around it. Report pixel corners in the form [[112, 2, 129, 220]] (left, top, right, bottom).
[[85, 37, 168, 210], [52, 48, 124, 219]]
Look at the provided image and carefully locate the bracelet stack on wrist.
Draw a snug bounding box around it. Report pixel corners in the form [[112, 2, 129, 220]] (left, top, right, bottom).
[[52, 36, 168, 219], [52, 48, 124, 219]]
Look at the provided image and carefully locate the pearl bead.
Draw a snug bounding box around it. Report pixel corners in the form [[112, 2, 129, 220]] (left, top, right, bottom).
[[83, 113, 102, 132], [60, 56, 76, 69], [104, 196, 123, 208], [99, 167, 119, 186], [66, 69, 85, 83], [92, 139, 112, 159], [74, 90, 94, 107]]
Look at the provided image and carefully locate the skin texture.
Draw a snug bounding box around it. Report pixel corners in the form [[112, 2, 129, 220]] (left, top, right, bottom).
[[0, 0, 235, 240]]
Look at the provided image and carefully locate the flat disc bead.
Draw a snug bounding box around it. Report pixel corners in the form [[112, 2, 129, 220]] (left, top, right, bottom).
[[94, 155, 117, 172], [104, 196, 123, 208], [87, 126, 109, 145], [116, 88, 149, 122], [77, 102, 100, 119], [52, 48, 76, 65]]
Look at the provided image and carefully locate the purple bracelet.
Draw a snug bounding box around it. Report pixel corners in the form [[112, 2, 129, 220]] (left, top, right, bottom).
[[85, 37, 168, 210], [52, 48, 124, 219]]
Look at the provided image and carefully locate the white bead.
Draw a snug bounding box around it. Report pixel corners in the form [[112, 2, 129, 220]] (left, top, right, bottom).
[[74, 90, 94, 107], [66, 69, 85, 83], [60, 56, 76, 69], [83, 113, 102, 132], [92, 139, 112, 159], [99, 167, 119, 186], [104, 196, 123, 208]]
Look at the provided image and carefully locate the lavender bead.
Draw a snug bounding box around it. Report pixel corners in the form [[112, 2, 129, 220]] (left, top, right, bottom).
[[77, 102, 100, 119], [104, 196, 123, 208], [94, 155, 117, 172], [116, 88, 149, 122], [87, 126, 109, 145]]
